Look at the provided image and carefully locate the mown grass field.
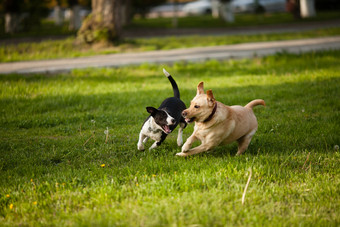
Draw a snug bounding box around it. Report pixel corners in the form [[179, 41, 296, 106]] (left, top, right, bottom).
[[0, 50, 339, 226], [128, 11, 340, 29], [1, 11, 340, 63], [1, 11, 338, 39], [1, 27, 340, 63]]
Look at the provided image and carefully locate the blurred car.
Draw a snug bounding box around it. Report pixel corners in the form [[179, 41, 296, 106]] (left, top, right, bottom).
[[150, 3, 186, 14], [182, 0, 212, 15], [232, 0, 286, 13]]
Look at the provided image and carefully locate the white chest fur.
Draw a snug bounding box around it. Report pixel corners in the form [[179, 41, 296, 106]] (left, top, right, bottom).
[[141, 117, 163, 141]]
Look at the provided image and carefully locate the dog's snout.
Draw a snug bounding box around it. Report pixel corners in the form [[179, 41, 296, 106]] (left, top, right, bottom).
[[182, 110, 187, 117]]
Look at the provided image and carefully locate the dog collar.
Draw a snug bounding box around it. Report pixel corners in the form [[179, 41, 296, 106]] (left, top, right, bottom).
[[203, 103, 217, 123]]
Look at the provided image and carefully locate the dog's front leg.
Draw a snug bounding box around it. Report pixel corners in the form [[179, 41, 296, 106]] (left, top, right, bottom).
[[149, 141, 161, 150], [137, 132, 147, 151], [180, 134, 197, 153], [149, 133, 167, 151], [177, 143, 213, 157]]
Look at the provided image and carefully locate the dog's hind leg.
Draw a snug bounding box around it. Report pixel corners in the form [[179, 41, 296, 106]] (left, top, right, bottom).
[[177, 122, 186, 146], [236, 129, 256, 155]]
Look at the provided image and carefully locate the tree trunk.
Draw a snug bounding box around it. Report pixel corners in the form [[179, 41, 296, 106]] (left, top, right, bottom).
[[172, 0, 178, 28], [121, 0, 132, 26], [54, 6, 64, 26], [286, 0, 301, 19], [220, 2, 234, 23], [5, 13, 16, 33], [211, 0, 219, 18], [4, 0, 21, 33], [69, 5, 81, 30], [78, 0, 122, 44], [300, 0, 316, 18]]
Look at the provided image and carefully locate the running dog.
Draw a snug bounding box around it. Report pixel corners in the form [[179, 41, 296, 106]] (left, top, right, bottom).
[[178, 82, 265, 156], [137, 69, 187, 151]]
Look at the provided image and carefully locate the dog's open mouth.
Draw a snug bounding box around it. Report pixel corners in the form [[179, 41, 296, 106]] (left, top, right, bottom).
[[162, 125, 172, 134], [185, 117, 196, 123]]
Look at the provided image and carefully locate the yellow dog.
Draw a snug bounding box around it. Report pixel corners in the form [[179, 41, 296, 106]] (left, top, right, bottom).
[[178, 82, 265, 157]]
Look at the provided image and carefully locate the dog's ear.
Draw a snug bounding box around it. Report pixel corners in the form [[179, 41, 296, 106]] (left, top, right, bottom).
[[197, 82, 204, 95], [206, 90, 215, 107], [146, 107, 158, 116]]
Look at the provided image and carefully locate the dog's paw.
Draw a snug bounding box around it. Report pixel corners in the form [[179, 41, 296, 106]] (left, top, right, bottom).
[[176, 152, 188, 157], [137, 144, 145, 151], [181, 146, 189, 153]]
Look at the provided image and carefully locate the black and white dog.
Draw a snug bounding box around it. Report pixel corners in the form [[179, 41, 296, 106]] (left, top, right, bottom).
[[137, 69, 187, 151]]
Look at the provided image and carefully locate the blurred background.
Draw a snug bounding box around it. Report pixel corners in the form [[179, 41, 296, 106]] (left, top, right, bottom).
[[0, 0, 339, 45]]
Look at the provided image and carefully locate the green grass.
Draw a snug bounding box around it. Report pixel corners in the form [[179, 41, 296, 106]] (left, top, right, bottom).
[[1, 11, 338, 40], [1, 27, 340, 63], [128, 11, 340, 29], [1, 11, 340, 63], [0, 50, 339, 226]]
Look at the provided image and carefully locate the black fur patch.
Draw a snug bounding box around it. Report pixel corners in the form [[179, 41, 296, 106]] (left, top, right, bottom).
[[152, 110, 170, 129]]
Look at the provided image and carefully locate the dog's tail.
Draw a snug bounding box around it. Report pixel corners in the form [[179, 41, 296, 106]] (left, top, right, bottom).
[[163, 68, 180, 99], [245, 99, 266, 109]]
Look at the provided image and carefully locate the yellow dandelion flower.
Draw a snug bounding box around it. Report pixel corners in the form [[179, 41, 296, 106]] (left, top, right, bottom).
[[33, 201, 37, 205], [100, 164, 105, 168], [30, 179, 33, 182], [9, 204, 13, 210], [152, 174, 156, 177], [136, 183, 139, 186], [6, 194, 10, 198]]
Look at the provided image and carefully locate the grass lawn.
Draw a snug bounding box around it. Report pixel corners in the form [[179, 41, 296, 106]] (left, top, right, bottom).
[[1, 27, 340, 63], [0, 50, 340, 226], [1, 11, 340, 63], [1, 11, 338, 39], [128, 11, 340, 29]]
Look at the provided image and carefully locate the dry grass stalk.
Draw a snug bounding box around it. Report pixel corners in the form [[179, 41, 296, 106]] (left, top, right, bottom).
[[242, 168, 252, 205]]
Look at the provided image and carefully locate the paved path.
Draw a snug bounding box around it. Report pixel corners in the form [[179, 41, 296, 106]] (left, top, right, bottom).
[[1, 36, 340, 74]]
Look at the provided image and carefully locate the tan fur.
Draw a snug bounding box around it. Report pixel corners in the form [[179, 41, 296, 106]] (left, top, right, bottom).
[[178, 82, 265, 157]]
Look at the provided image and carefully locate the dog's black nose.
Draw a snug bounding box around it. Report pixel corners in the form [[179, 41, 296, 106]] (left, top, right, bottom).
[[171, 119, 176, 124]]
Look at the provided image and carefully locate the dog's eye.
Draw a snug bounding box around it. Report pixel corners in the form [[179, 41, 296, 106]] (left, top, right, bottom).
[[194, 105, 200, 109]]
